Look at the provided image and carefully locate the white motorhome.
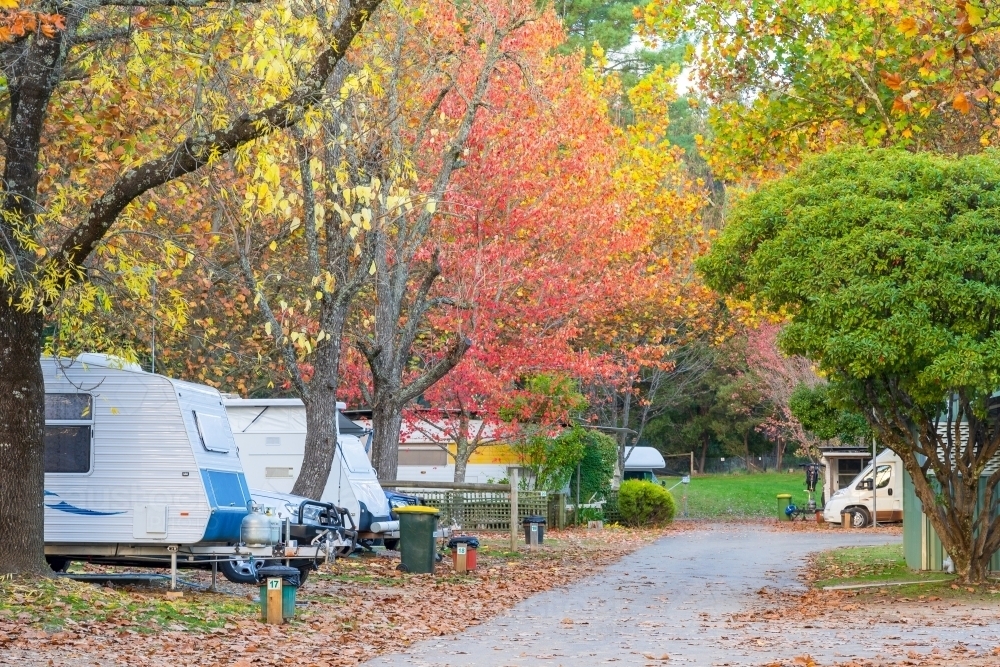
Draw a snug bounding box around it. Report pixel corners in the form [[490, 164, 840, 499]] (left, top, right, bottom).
[[41, 355, 351, 581], [224, 398, 396, 545], [822, 449, 904, 528]]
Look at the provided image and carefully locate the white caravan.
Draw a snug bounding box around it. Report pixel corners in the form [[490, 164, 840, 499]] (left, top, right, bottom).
[[822, 449, 904, 528], [41, 355, 352, 581], [224, 398, 396, 545]]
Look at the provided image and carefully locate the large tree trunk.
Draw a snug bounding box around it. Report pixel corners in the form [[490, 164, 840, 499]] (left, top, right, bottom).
[[453, 449, 468, 483], [899, 450, 986, 584], [370, 399, 403, 481], [867, 389, 1000, 585], [0, 308, 47, 575], [0, 28, 65, 576], [775, 437, 785, 472], [291, 307, 348, 500], [699, 432, 709, 474]]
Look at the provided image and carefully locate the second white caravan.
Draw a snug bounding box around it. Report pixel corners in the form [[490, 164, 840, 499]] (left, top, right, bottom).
[[224, 398, 396, 544]]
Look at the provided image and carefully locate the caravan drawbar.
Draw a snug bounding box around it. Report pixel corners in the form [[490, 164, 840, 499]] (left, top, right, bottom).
[[40, 355, 353, 580]]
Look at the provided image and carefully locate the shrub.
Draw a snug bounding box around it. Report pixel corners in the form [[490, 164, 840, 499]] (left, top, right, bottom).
[[577, 506, 604, 523], [569, 430, 617, 502], [617, 480, 676, 527]]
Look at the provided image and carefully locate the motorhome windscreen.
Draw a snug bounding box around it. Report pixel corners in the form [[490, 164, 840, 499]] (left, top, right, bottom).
[[194, 412, 231, 453]]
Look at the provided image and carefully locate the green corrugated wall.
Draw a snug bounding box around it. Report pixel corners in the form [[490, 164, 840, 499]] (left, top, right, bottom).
[[903, 470, 1000, 571]]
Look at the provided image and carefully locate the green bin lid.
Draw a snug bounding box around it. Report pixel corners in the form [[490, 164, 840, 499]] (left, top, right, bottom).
[[776, 493, 793, 499], [393, 505, 440, 515]]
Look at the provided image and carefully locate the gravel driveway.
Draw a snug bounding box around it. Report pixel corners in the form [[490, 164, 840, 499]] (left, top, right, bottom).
[[363, 523, 1000, 666]]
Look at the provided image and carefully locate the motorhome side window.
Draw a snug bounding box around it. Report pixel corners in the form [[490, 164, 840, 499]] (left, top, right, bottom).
[[44, 393, 93, 474]]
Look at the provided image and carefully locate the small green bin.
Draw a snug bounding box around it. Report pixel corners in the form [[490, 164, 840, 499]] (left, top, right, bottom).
[[776, 493, 793, 521], [257, 565, 300, 621], [395, 505, 440, 574]]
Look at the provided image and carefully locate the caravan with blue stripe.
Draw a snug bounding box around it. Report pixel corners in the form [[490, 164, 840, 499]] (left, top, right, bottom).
[[41, 354, 354, 583]]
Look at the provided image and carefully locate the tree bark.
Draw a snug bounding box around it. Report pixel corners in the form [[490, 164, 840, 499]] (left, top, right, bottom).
[[453, 410, 471, 483], [291, 305, 348, 499], [370, 398, 403, 481], [0, 28, 66, 576], [699, 432, 709, 474], [0, 308, 46, 575]]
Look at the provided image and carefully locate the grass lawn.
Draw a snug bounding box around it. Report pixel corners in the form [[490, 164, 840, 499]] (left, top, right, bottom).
[[810, 544, 950, 589], [676, 471, 809, 519], [802, 544, 1000, 603]]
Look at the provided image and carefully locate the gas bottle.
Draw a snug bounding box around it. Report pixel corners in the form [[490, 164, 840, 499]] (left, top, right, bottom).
[[265, 507, 281, 544], [241, 507, 272, 547]]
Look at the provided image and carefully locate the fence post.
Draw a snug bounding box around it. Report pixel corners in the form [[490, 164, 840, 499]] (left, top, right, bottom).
[[509, 467, 519, 551]]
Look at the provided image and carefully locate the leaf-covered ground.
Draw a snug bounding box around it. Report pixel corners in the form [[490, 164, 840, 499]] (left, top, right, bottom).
[[755, 543, 1000, 667], [0, 527, 672, 666]]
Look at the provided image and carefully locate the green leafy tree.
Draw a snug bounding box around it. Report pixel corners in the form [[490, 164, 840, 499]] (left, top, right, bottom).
[[568, 428, 618, 502], [639, 0, 1000, 178], [789, 384, 872, 445], [645, 340, 774, 472], [555, 0, 678, 86], [514, 428, 588, 491], [699, 147, 1000, 584]]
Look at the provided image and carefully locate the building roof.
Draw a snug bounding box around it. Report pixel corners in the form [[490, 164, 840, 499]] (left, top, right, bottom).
[[818, 446, 873, 458]]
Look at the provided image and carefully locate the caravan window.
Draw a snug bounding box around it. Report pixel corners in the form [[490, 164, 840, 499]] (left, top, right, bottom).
[[46, 393, 92, 420], [44, 394, 93, 474], [340, 439, 375, 474], [194, 412, 232, 453]]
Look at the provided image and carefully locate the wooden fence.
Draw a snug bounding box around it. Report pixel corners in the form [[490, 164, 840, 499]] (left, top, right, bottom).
[[414, 490, 550, 530]]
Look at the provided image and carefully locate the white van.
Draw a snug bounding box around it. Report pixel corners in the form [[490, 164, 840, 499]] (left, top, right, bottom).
[[822, 449, 903, 527], [223, 398, 396, 546]]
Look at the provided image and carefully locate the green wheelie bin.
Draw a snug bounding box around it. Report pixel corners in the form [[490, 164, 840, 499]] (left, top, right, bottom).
[[395, 505, 440, 574], [776, 493, 793, 521]]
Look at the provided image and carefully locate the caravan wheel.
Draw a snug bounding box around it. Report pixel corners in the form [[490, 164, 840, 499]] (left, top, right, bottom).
[[46, 557, 70, 573], [219, 557, 268, 584]]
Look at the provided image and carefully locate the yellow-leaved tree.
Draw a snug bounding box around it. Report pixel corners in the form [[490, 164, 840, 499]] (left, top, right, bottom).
[[0, 0, 383, 575]]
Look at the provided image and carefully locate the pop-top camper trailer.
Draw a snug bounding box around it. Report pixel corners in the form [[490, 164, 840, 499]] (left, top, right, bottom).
[[41, 355, 353, 582], [223, 398, 397, 544], [623, 447, 667, 482]]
